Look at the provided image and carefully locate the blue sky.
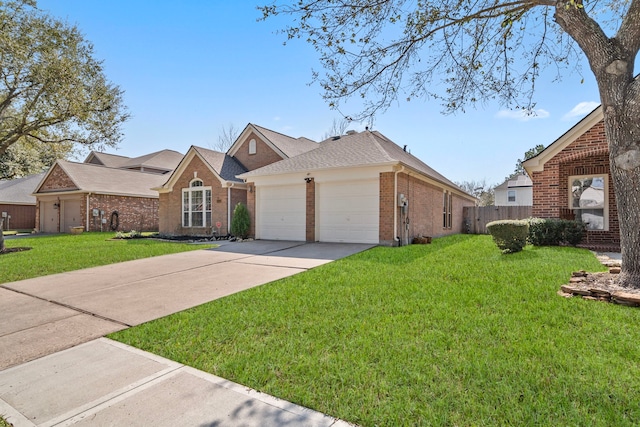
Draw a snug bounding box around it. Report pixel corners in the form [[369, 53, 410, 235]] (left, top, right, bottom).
[[38, 1, 601, 185]]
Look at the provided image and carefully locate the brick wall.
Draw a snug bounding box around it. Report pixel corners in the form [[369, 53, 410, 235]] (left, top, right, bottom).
[[232, 131, 284, 171], [39, 164, 76, 191], [87, 194, 159, 232], [306, 178, 315, 242], [159, 155, 228, 236], [531, 119, 619, 248], [379, 172, 474, 245]]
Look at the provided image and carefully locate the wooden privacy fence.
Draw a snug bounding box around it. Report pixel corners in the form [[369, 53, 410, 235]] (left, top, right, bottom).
[[463, 206, 533, 234]]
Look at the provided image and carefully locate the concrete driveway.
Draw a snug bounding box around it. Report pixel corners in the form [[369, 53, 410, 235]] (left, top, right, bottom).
[[0, 240, 372, 370], [0, 241, 371, 427]]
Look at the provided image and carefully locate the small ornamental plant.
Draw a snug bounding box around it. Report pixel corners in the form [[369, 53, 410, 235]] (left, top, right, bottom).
[[486, 219, 529, 254], [230, 203, 250, 239]]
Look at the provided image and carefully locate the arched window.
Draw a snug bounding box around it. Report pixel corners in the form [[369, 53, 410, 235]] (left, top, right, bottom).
[[182, 179, 212, 227], [249, 139, 257, 155]]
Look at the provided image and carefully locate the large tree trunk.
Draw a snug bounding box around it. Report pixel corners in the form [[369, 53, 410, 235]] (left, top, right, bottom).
[[602, 101, 640, 287]]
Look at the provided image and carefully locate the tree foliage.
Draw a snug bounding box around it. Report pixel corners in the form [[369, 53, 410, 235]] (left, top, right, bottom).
[[0, 0, 129, 156], [507, 144, 546, 180], [456, 179, 495, 206], [0, 138, 74, 179], [230, 202, 250, 239], [261, 0, 640, 287]]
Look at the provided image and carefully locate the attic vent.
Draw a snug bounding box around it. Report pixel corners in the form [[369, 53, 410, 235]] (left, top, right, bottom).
[[332, 136, 341, 141], [346, 130, 357, 135]]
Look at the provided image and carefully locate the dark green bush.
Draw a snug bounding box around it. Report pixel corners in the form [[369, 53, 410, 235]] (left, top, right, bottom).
[[230, 203, 250, 238], [528, 218, 563, 246], [486, 220, 529, 254], [527, 218, 586, 247]]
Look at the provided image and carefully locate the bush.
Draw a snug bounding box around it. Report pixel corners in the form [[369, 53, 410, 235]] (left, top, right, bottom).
[[528, 218, 563, 246], [486, 220, 529, 254], [527, 218, 585, 247], [230, 203, 250, 239]]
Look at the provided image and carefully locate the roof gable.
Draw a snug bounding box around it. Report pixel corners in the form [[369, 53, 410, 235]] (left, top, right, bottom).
[[157, 146, 248, 192], [84, 151, 130, 168], [227, 123, 318, 160], [523, 105, 603, 174], [35, 160, 166, 198]]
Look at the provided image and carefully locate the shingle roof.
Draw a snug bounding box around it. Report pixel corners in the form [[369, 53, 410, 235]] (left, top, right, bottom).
[[193, 146, 247, 182], [0, 173, 45, 204], [239, 130, 463, 190], [85, 152, 131, 168], [119, 149, 184, 172], [38, 160, 167, 197], [251, 124, 319, 158]]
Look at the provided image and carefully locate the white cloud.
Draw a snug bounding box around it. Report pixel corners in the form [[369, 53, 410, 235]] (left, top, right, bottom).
[[495, 108, 550, 121], [273, 116, 281, 121], [562, 101, 599, 120]]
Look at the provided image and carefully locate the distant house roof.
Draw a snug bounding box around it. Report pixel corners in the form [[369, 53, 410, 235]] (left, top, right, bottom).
[[495, 174, 533, 190], [35, 160, 167, 198], [0, 173, 45, 205], [84, 149, 183, 174], [239, 130, 469, 195], [228, 123, 318, 159]]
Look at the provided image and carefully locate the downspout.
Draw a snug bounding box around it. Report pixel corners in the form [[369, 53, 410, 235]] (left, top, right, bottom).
[[393, 166, 405, 246]]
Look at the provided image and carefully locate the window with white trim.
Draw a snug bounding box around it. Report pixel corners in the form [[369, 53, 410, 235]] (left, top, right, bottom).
[[443, 191, 452, 229], [249, 139, 257, 155], [182, 179, 212, 227], [507, 190, 516, 203], [569, 175, 607, 230]]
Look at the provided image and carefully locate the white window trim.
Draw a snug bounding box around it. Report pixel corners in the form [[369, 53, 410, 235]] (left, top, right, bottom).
[[249, 138, 257, 155], [568, 174, 609, 231], [507, 190, 516, 203], [182, 179, 212, 228]]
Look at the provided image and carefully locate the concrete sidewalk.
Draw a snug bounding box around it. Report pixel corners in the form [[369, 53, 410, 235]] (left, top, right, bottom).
[[0, 240, 371, 426]]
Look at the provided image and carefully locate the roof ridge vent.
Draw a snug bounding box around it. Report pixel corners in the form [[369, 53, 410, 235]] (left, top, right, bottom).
[[346, 130, 357, 135], [332, 136, 341, 141]]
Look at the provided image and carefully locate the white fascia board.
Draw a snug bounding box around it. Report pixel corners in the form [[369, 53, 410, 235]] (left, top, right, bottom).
[[523, 105, 603, 174], [240, 162, 397, 182]]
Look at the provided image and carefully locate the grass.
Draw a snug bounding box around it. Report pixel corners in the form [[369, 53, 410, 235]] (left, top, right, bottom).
[[0, 416, 10, 427], [111, 234, 640, 426], [0, 232, 213, 284]]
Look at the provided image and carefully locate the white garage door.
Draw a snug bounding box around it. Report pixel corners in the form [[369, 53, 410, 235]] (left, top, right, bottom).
[[41, 201, 58, 233], [62, 199, 82, 231], [257, 184, 306, 241], [318, 179, 379, 244]]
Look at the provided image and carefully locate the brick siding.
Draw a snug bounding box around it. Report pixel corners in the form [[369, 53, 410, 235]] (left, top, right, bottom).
[[39, 164, 76, 191], [232, 132, 284, 171], [531, 119, 620, 249], [87, 194, 159, 232]]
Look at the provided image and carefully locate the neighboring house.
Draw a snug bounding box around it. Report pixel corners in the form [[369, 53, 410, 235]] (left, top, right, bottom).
[[156, 123, 318, 236], [494, 174, 533, 206], [33, 150, 182, 233], [0, 173, 44, 230], [523, 105, 619, 250], [239, 129, 476, 245]]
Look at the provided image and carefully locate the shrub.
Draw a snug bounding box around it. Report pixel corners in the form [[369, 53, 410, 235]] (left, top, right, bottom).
[[486, 220, 529, 254], [230, 203, 250, 239], [563, 220, 586, 246], [114, 230, 142, 239], [527, 218, 585, 247], [528, 218, 563, 246]]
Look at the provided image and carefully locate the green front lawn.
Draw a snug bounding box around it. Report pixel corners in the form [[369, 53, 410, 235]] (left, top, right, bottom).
[[0, 232, 213, 284], [112, 235, 639, 426]]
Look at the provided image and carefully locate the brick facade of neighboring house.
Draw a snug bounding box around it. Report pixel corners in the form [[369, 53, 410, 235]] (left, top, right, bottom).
[[523, 107, 620, 250], [157, 124, 318, 238], [34, 156, 175, 233]]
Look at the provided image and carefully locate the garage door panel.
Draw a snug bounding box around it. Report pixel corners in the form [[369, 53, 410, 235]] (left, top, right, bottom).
[[318, 180, 379, 244], [257, 185, 305, 241]]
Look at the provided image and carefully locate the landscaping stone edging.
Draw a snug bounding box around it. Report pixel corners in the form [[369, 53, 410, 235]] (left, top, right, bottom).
[[559, 267, 640, 307]]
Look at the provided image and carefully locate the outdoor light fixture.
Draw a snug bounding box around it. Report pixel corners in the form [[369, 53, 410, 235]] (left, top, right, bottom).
[[305, 177, 313, 183]]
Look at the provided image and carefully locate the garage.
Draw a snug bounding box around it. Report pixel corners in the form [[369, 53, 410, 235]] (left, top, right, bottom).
[[256, 184, 306, 241], [62, 199, 82, 231], [317, 179, 379, 244], [40, 201, 58, 233]]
